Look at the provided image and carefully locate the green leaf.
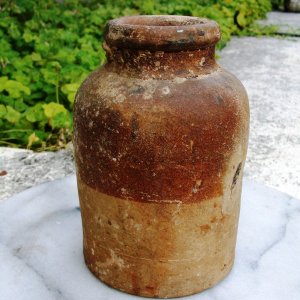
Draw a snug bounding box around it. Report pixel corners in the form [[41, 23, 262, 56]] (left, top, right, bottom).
[[0, 77, 8, 92], [12, 71, 31, 86], [23, 30, 35, 42], [14, 100, 28, 112], [25, 103, 46, 122], [41, 66, 60, 85], [35, 131, 49, 141], [0, 104, 7, 118], [31, 52, 42, 61], [27, 132, 40, 148], [237, 11, 247, 28], [51, 111, 72, 129], [5, 106, 21, 123], [43, 102, 71, 130], [2, 80, 31, 98], [43, 102, 67, 119], [61, 83, 79, 103]]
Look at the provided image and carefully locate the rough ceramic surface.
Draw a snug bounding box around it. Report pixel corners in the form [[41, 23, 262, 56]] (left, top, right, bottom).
[[74, 15, 249, 297], [0, 175, 300, 300]]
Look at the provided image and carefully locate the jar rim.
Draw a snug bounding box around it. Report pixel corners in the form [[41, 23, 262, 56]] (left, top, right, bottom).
[[104, 15, 221, 51]]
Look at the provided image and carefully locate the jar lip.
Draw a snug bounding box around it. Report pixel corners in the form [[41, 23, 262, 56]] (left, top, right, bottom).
[[105, 15, 221, 51]]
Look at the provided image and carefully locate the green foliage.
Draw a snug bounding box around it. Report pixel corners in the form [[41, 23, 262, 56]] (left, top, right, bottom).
[[0, 0, 272, 150]]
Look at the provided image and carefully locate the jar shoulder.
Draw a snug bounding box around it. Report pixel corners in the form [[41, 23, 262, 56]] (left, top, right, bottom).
[[74, 65, 249, 151], [75, 65, 248, 110], [75, 66, 249, 132]]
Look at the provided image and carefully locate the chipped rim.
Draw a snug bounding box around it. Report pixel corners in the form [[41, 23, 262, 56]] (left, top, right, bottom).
[[104, 15, 221, 51]]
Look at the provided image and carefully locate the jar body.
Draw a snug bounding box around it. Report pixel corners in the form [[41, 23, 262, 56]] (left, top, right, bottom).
[[74, 63, 249, 297], [74, 16, 249, 298]]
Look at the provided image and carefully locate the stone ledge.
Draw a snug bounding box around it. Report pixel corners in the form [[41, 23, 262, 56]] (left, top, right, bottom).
[[0, 145, 75, 202]]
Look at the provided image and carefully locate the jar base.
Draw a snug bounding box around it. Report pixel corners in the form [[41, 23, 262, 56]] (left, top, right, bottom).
[[84, 250, 234, 299]]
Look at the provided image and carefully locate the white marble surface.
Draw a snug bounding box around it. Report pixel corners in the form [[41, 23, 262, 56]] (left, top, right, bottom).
[[0, 175, 300, 300]]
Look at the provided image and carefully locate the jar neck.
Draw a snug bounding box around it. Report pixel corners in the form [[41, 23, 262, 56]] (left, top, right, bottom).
[[103, 44, 217, 79]]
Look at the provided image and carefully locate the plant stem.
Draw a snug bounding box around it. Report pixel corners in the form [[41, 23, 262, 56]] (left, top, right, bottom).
[[0, 141, 19, 147], [0, 129, 32, 133], [56, 75, 59, 104]]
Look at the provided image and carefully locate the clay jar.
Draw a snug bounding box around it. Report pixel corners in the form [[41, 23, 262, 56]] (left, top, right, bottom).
[[74, 15, 249, 298]]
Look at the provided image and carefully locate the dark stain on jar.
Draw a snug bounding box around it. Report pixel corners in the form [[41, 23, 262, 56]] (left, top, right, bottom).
[[131, 273, 140, 295], [231, 162, 242, 190], [197, 29, 205, 36], [215, 94, 224, 106], [200, 224, 211, 233], [130, 112, 139, 141], [130, 85, 145, 94]]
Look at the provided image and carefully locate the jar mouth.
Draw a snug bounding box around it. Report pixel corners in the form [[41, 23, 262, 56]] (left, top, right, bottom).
[[105, 15, 221, 51]]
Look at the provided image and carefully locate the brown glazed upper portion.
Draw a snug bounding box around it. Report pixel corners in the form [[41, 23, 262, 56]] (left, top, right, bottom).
[[74, 15, 249, 203]]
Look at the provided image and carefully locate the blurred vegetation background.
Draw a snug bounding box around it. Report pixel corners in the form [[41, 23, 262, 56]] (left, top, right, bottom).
[[0, 0, 281, 150]]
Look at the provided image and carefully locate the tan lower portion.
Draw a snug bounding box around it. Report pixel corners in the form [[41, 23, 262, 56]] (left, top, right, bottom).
[[77, 177, 241, 298]]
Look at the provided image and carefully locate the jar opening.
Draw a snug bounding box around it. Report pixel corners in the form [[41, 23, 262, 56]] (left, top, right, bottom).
[[105, 15, 221, 51], [113, 15, 205, 27]]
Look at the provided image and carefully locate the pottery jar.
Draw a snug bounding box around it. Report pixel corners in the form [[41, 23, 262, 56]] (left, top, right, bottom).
[[74, 15, 249, 298]]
